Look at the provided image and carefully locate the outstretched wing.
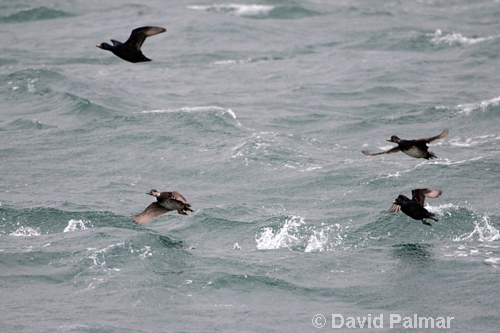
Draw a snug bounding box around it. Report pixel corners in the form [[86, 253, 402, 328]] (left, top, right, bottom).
[[131, 202, 172, 225], [125, 26, 166, 50], [416, 129, 449, 143], [411, 188, 442, 207], [388, 203, 401, 213], [362, 146, 401, 156]]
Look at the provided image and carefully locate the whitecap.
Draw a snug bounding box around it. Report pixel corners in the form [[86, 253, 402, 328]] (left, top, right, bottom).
[[429, 29, 496, 46], [214, 58, 252, 65], [304, 227, 330, 252], [87, 242, 125, 268], [187, 4, 274, 17], [457, 215, 500, 243], [63, 219, 87, 233], [455, 96, 500, 115], [10, 226, 40, 237], [485, 257, 500, 264], [424, 203, 459, 217], [448, 135, 498, 148], [141, 105, 229, 114], [255, 215, 305, 250]]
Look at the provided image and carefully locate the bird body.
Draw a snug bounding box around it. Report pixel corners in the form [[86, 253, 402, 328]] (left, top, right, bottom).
[[132, 189, 193, 225], [389, 188, 442, 226], [97, 26, 166, 63], [362, 129, 448, 159]]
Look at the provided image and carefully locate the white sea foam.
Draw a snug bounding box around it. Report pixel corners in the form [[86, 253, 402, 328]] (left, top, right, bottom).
[[425, 203, 459, 217], [429, 29, 496, 46], [138, 246, 153, 259], [141, 105, 230, 114], [88, 242, 125, 268], [255, 216, 305, 250], [456, 215, 500, 243], [453, 96, 500, 115], [214, 58, 252, 65], [10, 226, 40, 237], [63, 219, 87, 232], [441, 213, 500, 266], [304, 223, 345, 252], [140, 106, 240, 125], [448, 135, 499, 148], [187, 4, 274, 17]]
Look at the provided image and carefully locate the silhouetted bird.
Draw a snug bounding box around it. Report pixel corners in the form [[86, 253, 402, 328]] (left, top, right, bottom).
[[362, 129, 448, 159], [97, 26, 166, 63], [389, 188, 442, 226], [132, 189, 193, 225]]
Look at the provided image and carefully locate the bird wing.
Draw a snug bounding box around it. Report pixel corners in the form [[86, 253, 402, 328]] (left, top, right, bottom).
[[411, 188, 442, 207], [171, 191, 188, 204], [124, 26, 166, 50], [388, 204, 401, 213], [131, 202, 172, 225], [362, 146, 401, 156], [417, 129, 449, 143], [110, 39, 122, 47]]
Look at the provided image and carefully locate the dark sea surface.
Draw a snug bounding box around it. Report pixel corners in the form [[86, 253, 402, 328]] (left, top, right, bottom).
[[1, 1, 499, 332]]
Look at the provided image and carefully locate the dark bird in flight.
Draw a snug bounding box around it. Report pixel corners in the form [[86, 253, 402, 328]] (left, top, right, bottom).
[[132, 189, 194, 225], [362, 129, 449, 159], [97, 26, 166, 63], [388, 188, 442, 226]]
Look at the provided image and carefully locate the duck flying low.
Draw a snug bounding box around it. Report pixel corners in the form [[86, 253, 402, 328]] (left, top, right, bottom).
[[132, 189, 193, 225], [97, 26, 166, 63], [388, 188, 442, 226], [362, 129, 448, 159]]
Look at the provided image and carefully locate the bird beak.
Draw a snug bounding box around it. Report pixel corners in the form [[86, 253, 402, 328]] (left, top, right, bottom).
[[387, 138, 392, 142], [96, 44, 101, 48], [393, 200, 397, 204]]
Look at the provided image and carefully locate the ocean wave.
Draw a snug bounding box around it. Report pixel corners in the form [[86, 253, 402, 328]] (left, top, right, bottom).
[[187, 3, 319, 19], [213, 56, 281, 66], [429, 29, 497, 46], [454, 96, 500, 115], [9, 226, 40, 237], [63, 219, 90, 233], [255, 215, 305, 250], [448, 135, 500, 148], [187, 4, 274, 17], [255, 215, 350, 252], [140, 106, 242, 129], [3, 68, 60, 96], [231, 130, 323, 171], [0, 118, 56, 131], [455, 215, 500, 243], [141, 106, 236, 119], [0, 7, 74, 23]]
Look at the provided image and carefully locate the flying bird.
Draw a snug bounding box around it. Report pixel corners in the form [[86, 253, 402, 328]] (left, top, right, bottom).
[[362, 129, 448, 159], [389, 188, 442, 226], [132, 189, 193, 225], [97, 26, 166, 63]]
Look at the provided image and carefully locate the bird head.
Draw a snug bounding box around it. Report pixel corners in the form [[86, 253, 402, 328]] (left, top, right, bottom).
[[387, 135, 401, 143]]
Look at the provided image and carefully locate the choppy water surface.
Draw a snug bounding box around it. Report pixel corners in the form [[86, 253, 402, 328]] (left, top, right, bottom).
[[1, 1, 499, 332]]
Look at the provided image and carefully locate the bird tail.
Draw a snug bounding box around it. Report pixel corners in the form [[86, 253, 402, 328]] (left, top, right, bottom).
[[185, 203, 194, 212]]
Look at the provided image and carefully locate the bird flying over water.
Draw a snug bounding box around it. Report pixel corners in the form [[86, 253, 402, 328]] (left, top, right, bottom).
[[362, 129, 448, 159], [132, 189, 193, 225], [97, 26, 166, 63], [388, 188, 442, 226]]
